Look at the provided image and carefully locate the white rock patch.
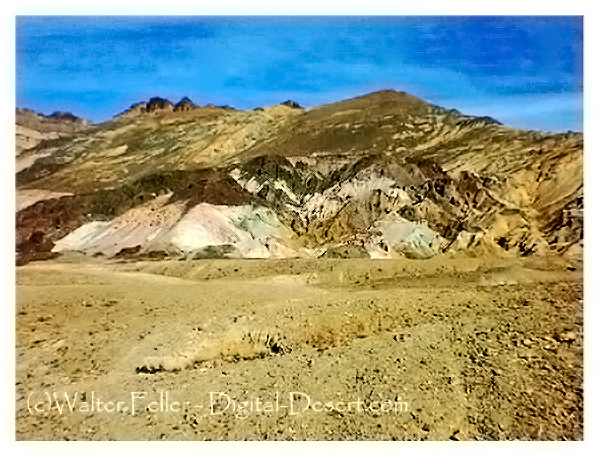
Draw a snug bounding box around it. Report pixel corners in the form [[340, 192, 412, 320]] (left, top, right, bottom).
[[52, 197, 294, 259], [52, 194, 185, 256], [165, 203, 287, 257], [375, 218, 447, 259]]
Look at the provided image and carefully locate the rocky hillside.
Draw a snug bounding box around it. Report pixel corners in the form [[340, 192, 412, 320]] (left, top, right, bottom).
[[16, 108, 91, 157], [15, 90, 583, 265]]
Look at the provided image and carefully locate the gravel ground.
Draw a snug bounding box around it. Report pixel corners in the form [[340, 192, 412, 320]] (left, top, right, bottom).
[[15, 256, 583, 440]]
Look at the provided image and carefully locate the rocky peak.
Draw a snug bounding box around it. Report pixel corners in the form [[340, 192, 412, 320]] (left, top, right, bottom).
[[47, 111, 84, 123], [145, 97, 174, 113], [15, 107, 91, 137], [174, 96, 198, 112], [16, 108, 87, 124], [280, 100, 303, 109], [115, 97, 176, 119]]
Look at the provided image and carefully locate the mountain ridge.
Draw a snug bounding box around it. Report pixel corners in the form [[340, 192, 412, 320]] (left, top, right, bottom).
[[15, 89, 583, 265]]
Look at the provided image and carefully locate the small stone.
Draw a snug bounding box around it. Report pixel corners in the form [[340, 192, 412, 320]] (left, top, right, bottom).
[[522, 338, 534, 347], [556, 331, 576, 343]]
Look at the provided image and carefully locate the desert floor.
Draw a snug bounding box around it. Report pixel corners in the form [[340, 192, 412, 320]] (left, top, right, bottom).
[[15, 255, 583, 440]]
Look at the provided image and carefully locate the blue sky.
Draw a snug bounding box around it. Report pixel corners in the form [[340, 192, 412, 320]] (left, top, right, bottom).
[[16, 16, 583, 132]]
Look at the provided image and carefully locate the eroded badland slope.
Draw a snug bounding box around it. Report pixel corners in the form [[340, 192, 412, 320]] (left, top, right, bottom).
[[15, 90, 582, 265]]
